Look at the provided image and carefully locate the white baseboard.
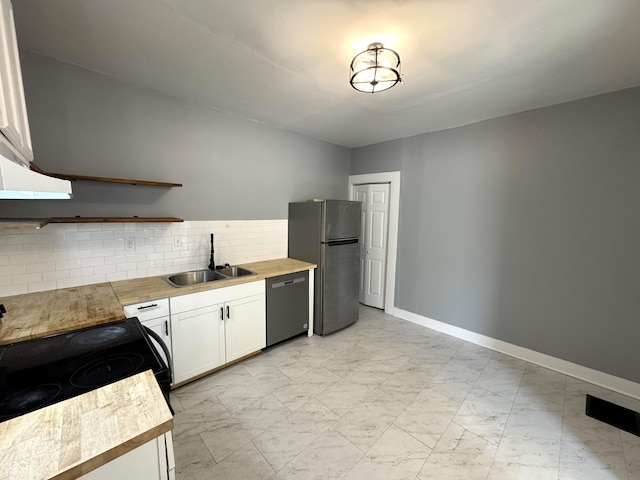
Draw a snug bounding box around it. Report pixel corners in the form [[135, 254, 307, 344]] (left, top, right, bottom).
[[388, 306, 640, 400]]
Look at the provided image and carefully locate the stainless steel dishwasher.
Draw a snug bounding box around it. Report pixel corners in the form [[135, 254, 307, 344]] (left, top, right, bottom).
[[266, 270, 309, 347]]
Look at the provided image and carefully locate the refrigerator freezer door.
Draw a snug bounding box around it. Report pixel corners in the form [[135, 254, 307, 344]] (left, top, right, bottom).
[[319, 240, 359, 334], [323, 200, 362, 242]]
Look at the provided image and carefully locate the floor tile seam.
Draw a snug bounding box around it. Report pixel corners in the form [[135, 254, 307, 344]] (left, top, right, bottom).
[[274, 429, 364, 479], [390, 418, 439, 455], [621, 441, 640, 478], [466, 383, 519, 411], [559, 377, 628, 447], [341, 420, 428, 480], [481, 375, 520, 452], [251, 415, 338, 473], [249, 437, 283, 475], [558, 390, 614, 477], [197, 429, 224, 466]]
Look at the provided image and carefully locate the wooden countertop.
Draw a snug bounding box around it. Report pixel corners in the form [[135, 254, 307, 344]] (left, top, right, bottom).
[[0, 258, 316, 345], [0, 370, 173, 480], [111, 258, 316, 305], [0, 283, 126, 345]]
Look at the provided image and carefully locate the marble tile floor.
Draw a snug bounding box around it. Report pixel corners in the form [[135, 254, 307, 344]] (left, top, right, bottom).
[[170, 306, 640, 480]]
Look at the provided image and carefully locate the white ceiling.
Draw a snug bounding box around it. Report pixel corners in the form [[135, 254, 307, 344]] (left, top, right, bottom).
[[12, 0, 640, 148]]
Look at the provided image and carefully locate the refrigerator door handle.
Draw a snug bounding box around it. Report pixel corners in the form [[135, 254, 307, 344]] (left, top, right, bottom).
[[327, 238, 358, 246]]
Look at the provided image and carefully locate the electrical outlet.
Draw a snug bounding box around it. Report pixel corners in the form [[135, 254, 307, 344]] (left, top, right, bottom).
[[125, 237, 135, 252], [174, 236, 183, 247]]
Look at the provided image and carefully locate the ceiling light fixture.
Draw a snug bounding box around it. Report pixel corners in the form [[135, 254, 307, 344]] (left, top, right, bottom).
[[349, 42, 401, 93]]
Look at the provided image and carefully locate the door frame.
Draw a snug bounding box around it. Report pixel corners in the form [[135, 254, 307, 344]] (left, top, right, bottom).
[[348, 171, 400, 315]]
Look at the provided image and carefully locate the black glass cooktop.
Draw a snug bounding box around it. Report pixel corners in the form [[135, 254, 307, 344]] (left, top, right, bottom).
[[0, 318, 171, 422]]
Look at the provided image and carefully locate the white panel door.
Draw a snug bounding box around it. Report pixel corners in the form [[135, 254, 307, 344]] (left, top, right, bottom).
[[353, 187, 367, 302], [354, 183, 390, 308]]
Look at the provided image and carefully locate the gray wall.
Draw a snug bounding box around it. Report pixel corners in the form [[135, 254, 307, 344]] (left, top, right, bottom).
[[2, 52, 350, 219], [352, 87, 640, 383]]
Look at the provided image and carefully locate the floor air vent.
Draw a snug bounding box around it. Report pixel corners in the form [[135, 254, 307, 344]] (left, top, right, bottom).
[[585, 394, 640, 437]]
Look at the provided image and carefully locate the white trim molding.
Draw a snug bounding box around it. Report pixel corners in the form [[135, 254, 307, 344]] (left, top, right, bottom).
[[348, 171, 401, 316], [390, 306, 640, 400]]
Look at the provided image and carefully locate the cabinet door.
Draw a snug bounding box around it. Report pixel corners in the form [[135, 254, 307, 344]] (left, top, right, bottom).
[[139, 316, 172, 376], [80, 436, 164, 480], [0, 0, 33, 164], [171, 304, 225, 383], [225, 294, 265, 363]]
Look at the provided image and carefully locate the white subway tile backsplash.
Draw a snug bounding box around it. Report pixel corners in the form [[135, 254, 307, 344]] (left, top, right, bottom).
[[26, 262, 55, 274], [10, 253, 40, 265], [28, 281, 58, 293], [0, 220, 287, 297], [55, 259, 82, 271], [2, 264, 27, 276], [117, 263, 137, 273], [7, 233, 37, 244], [81, 257, 105, 268], [43, 270, 70, 282], [13, 273, 43, 285], [90, 230, 115, 241], [56, 278, 81, 290], [82, 275, 106, 286], [69, 267, 95, 279], [78, 240, 104, 251], [2, 285, 27, 296], [94, 265, 117, 276]]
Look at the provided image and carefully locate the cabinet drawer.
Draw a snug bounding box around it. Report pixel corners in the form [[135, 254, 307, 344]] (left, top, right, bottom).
[[123, 298, 169, 321]]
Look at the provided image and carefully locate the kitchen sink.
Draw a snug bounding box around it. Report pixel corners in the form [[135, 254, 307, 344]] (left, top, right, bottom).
[[216, 266, 256, 278], [164, 270, 227, 287], [164, 266, 256, 287]]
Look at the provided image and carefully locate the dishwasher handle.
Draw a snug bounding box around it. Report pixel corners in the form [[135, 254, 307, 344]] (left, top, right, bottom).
[[271, 276, 306, 289]]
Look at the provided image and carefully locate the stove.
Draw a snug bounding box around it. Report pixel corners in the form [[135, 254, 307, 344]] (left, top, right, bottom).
[[0, 318, 172, 423]]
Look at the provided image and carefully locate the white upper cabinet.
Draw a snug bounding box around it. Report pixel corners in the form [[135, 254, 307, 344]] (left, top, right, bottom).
[[0, 0, 33, 165]]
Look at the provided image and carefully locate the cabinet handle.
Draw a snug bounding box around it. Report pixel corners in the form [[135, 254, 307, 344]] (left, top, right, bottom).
[[220, 306, 224, 321], [164, 320, 169, 336], [226, 305, 230, 319], [137, 303, 158, 310]]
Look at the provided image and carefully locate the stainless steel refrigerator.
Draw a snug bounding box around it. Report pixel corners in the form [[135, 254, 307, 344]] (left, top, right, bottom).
[[288, 200, 362, 335]]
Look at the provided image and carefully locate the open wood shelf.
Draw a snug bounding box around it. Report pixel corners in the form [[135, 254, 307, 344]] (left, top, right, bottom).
[[30, 164, 182, 187], [48, 173, 182, 187], [1, 166, 184, 229], [0, 218, 50, 229], [0, 217, 183, 229], [49, 217, 184, 223]]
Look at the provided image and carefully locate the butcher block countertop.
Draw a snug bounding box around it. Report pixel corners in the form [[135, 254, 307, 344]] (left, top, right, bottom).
[[0, 283, 125, 345], [0, 258, 316, 346], [111, 257, 316, 305], [0, 370, 173, 480]]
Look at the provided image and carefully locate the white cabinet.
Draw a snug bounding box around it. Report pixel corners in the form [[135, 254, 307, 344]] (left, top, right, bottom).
[[123, 299, 172, 378], [0, 0, 33, 164], [170, 281, 265, 384], [171, 303, 225, 383], [80, 432, 175, 480], [225, 294, 266, 362]]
